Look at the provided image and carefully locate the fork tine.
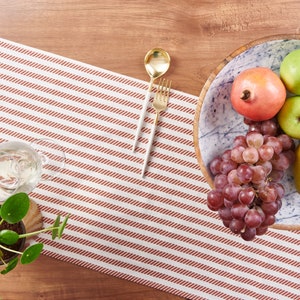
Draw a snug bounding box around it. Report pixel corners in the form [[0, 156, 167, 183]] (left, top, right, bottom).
[[163, 79, 171, 94], [167, 79, 172, 95], [155, 78, 171, 103], [165, 80, 171, 104], [157, 78, 164, 96]]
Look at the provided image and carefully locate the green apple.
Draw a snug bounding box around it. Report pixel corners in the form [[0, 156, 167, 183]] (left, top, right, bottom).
[[280, 49, 300, 95], [293, 144, 300, 193], [277, 96, 300, 139]]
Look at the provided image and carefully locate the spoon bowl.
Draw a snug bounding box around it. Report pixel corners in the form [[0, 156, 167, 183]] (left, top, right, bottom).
[[132, 48, 170, 152], [144, 48, 171, 79]]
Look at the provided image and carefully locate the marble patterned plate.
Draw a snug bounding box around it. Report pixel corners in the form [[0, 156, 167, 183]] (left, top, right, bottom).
[[194, 35, 300, 230]]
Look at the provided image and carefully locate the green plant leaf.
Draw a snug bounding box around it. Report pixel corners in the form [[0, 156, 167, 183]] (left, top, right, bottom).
[[0, 193, 30, 224], [0, 257, 19, 275], [20, 243, 43, 265], [57, 214, 69, 239], [0, 230, 19, 245], [51, 215, 61, 240]]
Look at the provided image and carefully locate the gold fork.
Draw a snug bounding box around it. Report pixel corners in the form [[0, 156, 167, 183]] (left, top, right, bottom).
[[141, 78, 172, 177]]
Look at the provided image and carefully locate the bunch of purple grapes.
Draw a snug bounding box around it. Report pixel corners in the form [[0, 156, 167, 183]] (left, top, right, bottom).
[[207, 118, 295, 241]]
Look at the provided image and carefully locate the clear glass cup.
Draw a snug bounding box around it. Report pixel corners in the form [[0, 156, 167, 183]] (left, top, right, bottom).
[[0, 139, 65, 203]]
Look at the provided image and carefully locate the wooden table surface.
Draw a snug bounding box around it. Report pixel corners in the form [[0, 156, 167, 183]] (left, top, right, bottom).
[[1, 0, 300, 299]]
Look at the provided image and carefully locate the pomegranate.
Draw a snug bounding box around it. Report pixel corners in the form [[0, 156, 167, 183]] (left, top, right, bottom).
[[230, 67, 286, 121]]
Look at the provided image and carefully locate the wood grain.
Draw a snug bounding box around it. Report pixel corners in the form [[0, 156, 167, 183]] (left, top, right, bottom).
[[1, 255, 183, 300], [1, 0, 300, 298]]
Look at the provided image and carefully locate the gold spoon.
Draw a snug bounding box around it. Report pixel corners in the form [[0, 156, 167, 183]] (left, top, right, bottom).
[[132, 48, 170, 152]]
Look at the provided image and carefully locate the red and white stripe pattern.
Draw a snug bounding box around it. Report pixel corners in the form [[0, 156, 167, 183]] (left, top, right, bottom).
[[1, 38, 300, 299]]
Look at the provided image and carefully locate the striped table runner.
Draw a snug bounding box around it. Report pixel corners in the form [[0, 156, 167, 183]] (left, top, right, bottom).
[[1, 38, 300, 300]]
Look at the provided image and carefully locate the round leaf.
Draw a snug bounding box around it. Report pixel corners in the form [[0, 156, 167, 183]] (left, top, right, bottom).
[[20, 243, 43, 265], [0, 230, 19, 245], [0, 193, 30, 224]]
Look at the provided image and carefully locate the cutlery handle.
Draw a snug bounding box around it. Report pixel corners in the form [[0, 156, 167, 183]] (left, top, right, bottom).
[[132, 79, 154, 152], [141, 113, 159, 177]]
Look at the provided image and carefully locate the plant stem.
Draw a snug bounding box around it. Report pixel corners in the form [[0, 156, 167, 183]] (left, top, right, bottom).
[[0, 244, 22, 255], [0, 256, 6, 265], [18, 226, 59, 239]]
